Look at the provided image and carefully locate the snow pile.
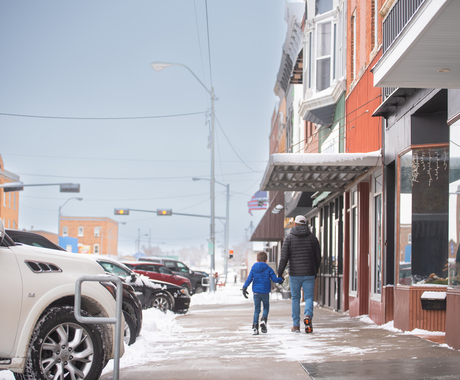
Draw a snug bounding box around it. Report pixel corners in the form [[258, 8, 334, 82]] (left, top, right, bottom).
[[102, 307, 183, 374]]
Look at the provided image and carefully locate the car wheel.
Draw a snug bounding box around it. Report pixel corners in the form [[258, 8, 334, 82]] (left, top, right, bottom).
[[194, 286, 204, 294], [14, 306, 105, 380], [149, 292, 171, 313], [123, 310, 136, 346]]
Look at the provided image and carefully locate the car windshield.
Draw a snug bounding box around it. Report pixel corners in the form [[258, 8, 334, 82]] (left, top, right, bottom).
[[98, 261, 132, 277]]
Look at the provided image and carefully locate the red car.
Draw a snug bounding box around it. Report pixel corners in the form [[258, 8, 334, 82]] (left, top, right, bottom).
[[123, 261, 192, 294]]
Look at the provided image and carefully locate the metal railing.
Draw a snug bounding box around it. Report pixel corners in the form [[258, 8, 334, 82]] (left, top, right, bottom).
[[383, 0, 426, 53], [75, 275, 123, 380]]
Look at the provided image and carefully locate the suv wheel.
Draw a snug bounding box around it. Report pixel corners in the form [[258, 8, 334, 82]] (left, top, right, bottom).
[[149, 292, 171, 313], [15, 306, 105, 380], [123, 310, 136, 346], [194, 286, 204, 294]]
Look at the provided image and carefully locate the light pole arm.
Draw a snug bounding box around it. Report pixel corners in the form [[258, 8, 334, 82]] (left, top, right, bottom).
[[150, 62, 214, 98]]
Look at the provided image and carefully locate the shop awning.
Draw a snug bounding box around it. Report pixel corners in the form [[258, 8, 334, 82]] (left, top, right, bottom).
[[260, 151, 382, 192], [250, 191, 285, 242]]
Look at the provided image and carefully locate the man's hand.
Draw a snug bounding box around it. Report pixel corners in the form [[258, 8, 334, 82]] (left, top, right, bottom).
[[241, 287, 249, 299], [279, 277, 284, 284]]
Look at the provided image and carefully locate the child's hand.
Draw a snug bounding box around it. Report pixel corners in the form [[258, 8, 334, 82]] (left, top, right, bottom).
[[279, 277, 284, 284], [241, 287, 249, 299]]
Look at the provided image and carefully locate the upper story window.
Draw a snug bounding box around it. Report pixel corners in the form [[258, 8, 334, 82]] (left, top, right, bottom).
[[63, 226, 68, 237], [94, 227, 101, 237], [316, 21, 332, 92], [316, 0, 333, 15], [78, 226, 84, 237]]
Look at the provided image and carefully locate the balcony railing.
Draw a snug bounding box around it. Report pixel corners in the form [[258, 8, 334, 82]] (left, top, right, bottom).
[[383, 0, 426, 53]]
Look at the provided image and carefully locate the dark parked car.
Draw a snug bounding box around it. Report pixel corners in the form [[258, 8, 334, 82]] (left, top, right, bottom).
[[123, 261, 192, 294], [6, 229, 143, 345], [140, 257, 209, 294], [95, 257, 190, 314]]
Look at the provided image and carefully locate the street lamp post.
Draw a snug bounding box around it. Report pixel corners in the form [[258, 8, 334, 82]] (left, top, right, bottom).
[[136, 229, 149, 253], [152, 61, 217, 292], [58, 197, 83, 237], [192, 178, 230, 283]]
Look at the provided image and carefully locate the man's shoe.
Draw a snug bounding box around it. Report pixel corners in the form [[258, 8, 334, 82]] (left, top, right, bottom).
[[291, 326, 300, 333], [260, 317, 267, 333], [252, 323, 259, 335], [304, 316, 313, 334]]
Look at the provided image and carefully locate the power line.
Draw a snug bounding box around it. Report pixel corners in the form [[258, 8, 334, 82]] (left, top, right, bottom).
[[205, 0, 213, 87], [15, 170, 262, 180], [215, 115, 260, 173], [0, 111, 207, 120]]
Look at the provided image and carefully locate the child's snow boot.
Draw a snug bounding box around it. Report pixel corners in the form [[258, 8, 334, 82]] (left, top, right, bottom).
[[252, 323, 259, 335], [260, 317, 268, 333], [304, 316, 313, 334]]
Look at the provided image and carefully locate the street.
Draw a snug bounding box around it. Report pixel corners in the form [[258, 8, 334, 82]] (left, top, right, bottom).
[[99, 286, 460, 380]]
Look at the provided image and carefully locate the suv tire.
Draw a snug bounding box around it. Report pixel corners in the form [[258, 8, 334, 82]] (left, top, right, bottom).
[[14, 306, 105, 380], [194, 285, 204, 294], [123, 310, 136, 346]]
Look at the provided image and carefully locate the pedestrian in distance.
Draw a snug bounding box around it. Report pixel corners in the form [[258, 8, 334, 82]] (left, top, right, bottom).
[[278, 215, 321, 334], [242, 251, 284, 335]]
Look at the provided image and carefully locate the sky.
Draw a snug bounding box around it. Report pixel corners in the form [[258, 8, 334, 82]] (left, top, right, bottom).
[[0, 1, 289, 258]]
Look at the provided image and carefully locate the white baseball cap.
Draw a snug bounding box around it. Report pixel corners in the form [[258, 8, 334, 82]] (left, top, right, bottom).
[[294, 215, 307, 225]]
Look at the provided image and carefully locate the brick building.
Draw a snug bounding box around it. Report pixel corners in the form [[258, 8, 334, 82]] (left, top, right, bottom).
[[60, 216, 119, 256], [0, 155, 20, 229]]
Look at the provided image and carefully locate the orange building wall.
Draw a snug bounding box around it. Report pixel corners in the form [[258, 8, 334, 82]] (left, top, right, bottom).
[[60, 216, 118, 256], [346, 0, 383, 154], [0, 155, 20, 229], [345, 53, 383, 153]]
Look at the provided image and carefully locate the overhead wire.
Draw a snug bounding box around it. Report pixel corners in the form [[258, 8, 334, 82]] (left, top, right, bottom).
[[283, 94, 382, 154], [215, 115, 260, 173], [0, 111, 207, 120], [204, 0, 213, 87]]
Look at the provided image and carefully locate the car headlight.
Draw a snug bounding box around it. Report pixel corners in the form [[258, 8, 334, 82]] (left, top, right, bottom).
[[180, 288, 189, 296]]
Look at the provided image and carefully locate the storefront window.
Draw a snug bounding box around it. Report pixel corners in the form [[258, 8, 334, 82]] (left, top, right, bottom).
[[449, 120, 460, 287], [373, 171, 382, 295], [398, 146, 449, 285]]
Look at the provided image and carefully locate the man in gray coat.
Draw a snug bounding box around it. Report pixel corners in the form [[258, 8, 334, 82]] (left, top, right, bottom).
[[278, 215, 321, 333]]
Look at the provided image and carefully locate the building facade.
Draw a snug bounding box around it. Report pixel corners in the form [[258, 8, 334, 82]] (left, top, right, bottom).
[[0, 155, 20, 229], [372, 0, 460, 349], [60, 216, 119, 256]]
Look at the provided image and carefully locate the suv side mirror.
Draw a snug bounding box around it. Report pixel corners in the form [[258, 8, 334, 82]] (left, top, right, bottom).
[[0, 218, 4, 245], [131, 273, 137, 282]]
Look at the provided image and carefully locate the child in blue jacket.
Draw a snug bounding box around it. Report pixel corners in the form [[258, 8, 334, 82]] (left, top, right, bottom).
[[242, 251, 284, 335]]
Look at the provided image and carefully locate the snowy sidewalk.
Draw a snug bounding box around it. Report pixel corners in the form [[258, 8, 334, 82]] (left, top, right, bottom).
[[98, 286, 460, 380]]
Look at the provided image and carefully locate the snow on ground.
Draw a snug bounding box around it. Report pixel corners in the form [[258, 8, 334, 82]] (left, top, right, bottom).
[[0, 284, 452, 380]]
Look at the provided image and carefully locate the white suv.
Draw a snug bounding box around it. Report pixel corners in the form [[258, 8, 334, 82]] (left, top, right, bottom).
[[0, 220, 124, 379]]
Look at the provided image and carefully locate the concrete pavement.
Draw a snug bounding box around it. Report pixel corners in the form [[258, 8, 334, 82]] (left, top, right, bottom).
[[101, 294, 460, 380]]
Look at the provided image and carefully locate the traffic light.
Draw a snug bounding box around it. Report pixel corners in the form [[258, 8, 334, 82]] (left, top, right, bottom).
[[114, 208, 130, 215], [229, 250, 234, 259], [157, 209, 172, 216]]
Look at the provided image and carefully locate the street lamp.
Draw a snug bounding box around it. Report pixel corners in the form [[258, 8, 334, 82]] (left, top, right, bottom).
[[58, 197, 83, 237], [152, 61, 217, 292], [192, 178, 230, 283]]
